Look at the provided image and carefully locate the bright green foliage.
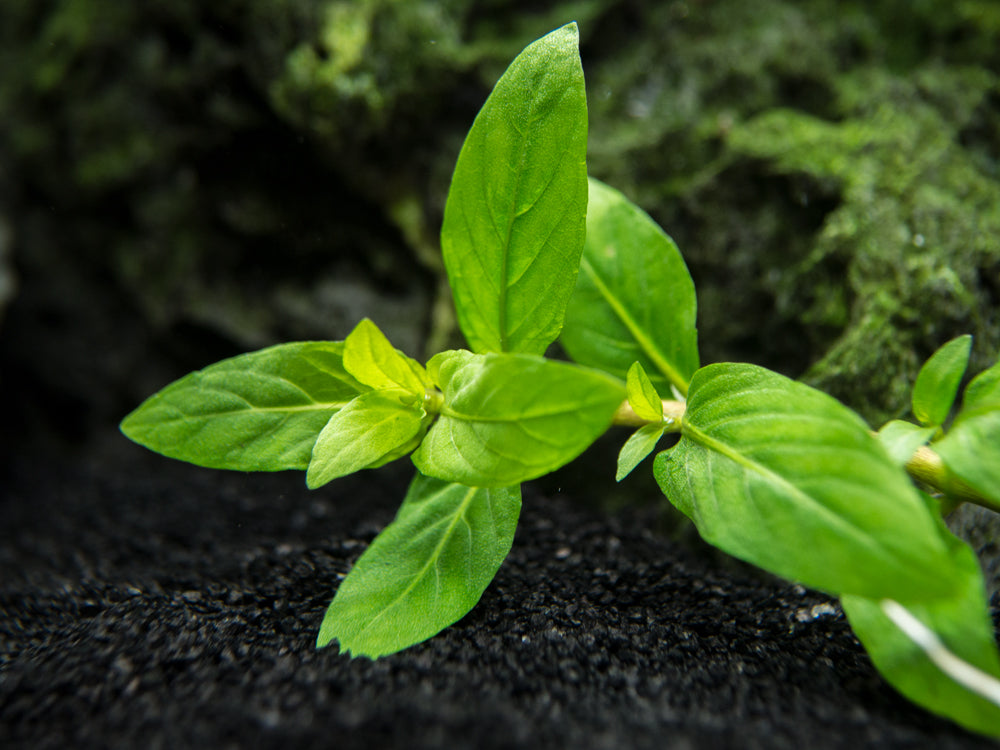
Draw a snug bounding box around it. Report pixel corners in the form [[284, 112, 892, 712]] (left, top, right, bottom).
[[440, 23, 588, 356], [615, 362, 667, 481], [654, 363, 961, 601], [307, 318, 435, 488], [343, 318, 432, 394], [625, 362, 663, 422], [877, 420, 935, 466], [121, 342, 368, 471], [842, 536, 1000, 736], [317, 473, 521, 658], [616, 424, 664, 483], [413, 350, 625, 488], [306, 389, 427, 489], [935, 360, 1000, 507], [561, 178, 699, 395], [726, 66, 1000, 424], [116, 20, 1000, 736], [912, 335, 972, 427]]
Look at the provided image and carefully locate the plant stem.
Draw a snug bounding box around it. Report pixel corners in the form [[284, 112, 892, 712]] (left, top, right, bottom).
[[612, 399, 686, 430], [610, 398, 1000, 515], [905, 445, 1000, 514]]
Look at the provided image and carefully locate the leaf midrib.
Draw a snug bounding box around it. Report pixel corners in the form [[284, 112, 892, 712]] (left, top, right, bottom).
[[162, 401, 355, 421], [580, 256, 688, 395], [353, 486, 479, 641], [679, 418, 919, 573], [493, 102, 540, 351]]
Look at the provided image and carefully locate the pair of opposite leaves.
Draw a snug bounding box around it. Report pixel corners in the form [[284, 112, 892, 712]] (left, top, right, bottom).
[[306, 318, 627, 491]]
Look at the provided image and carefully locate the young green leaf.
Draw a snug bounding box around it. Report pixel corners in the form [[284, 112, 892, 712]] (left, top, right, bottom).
[[440, 23, 588, 355], [307, 389, 426, 489], [412, 350, 625, 487], [841, 537, 1000, 737], [561, 178, 699, 395], [912, 335, 972, 426], [120, 342, 368, 471], [626, 361, 663, 422], [616, 423, 665, 482], [934, 359, 1000, 507], [317, 473, 521, 658], [343, 318, 431, 395], [877, 419, 936, 465], [653, 363, 962, 601]]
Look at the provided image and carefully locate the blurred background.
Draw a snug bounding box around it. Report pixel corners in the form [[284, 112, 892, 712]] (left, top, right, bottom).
[[1, 0, 998, 483]]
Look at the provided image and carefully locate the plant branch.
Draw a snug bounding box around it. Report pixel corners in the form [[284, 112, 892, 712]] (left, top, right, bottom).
[[612, 398, 686, 430], [905, 445, 1000, 514], [609, 397, 1000, 515]]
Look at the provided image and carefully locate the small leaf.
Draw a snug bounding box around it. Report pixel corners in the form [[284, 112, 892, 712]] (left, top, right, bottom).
[[912, 335, 972, 426], [120, 342, 368, 471], [841, 536, 1000, 737], [306, 390, 426, 489], [877, 420, 936, 465], [616, 423, 665, 482], [654, 363, 962, 601], [561, 178, 699, 395], [412, 350, 625, 487], [935, 359, 1000, 506], [441, 23, 588, 355], [317, 473, 521, 658], [343, 318, 430, 395], [626, 362, 663, 422]]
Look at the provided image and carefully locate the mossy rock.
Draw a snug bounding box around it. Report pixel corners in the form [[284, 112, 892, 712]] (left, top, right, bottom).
[[725, 65, 1000, 422], [1, 0, 998, 426]]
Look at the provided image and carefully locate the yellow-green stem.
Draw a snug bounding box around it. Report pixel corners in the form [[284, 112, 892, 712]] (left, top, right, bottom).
[[612, 398, 686, 431], [905, 445, 1000, 514], [610, 398, 1000, 514]]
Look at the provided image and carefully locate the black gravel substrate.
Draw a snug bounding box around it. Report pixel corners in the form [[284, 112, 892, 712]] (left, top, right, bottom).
[[2, 435, 997, 749]]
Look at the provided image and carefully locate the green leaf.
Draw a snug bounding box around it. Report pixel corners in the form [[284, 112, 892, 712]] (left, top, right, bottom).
[[412, 350, 625, 487], [440, 23, 588, 355], [616, 423, 665, 482], [842, 537, 1000, 738], [561, 178, 699, 395], [626, 361, 663, 422], [653, 363, 962, 601], [343, 318, 430, 395], [120, 342, 368, 471], [935, 359, 1000, 506], [877, 420, 936, 465], [306, 390, 426, 489], [912, 335, 972, 426], [317, 473, 521, 658]]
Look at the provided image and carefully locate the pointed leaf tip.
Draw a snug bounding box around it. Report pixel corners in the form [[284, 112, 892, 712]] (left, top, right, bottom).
[[441, 24, 587, 355]]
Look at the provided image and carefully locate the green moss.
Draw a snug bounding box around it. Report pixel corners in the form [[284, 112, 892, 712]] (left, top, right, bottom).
[[726, 65, 1000, 422], [268, 0, 464, 144], [1, 0, 997, 422], [572, 0, 1000, 423]]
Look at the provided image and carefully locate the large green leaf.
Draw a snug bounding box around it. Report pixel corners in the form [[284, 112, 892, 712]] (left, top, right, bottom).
[[317, 473, 521, 658], [440, 23, 587, 355], [842, 536, 1000, 737], [412, 350, 625, 487], [120, 342, 367, 471], [306, 389, 426, 489], [935, 359, 1000, 506], [561, 178, 698, 395], [654, 363, 961, 601], [912, 335, 971, 427]]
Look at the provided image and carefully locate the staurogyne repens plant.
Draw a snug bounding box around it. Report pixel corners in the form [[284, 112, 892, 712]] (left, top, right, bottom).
[[121, 23, 1000, 738]]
